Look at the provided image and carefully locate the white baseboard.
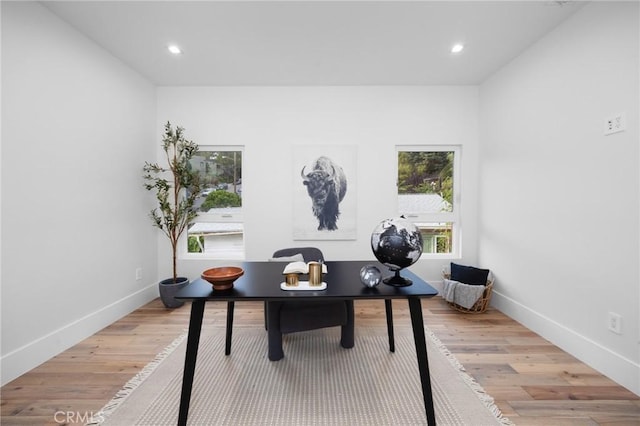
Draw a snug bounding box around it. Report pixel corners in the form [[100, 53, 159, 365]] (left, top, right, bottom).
[[491, 290, 640, 396], [1, 283, 159, 386]]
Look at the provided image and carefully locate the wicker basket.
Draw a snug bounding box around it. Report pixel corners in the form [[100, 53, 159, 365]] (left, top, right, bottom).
[[443, 273, 493, 314]]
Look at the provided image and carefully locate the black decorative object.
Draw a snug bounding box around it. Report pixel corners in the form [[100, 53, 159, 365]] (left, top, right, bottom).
[[370, 217, 423, 286]]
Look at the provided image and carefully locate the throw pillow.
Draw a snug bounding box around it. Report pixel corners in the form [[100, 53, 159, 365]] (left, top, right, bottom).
[[450, 262, 490, 286]]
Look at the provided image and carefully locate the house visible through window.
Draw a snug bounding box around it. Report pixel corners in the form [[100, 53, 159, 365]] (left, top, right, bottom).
[[397, 147, 460, 257], [186, 148, 244, 259]]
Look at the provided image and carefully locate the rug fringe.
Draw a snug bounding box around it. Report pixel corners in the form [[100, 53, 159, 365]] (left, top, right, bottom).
[[87, 331, 188, 425], [425, 328, 515, 426]]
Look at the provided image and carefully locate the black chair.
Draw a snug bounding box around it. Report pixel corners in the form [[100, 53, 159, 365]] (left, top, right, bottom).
[[266, 247, 355, 361]]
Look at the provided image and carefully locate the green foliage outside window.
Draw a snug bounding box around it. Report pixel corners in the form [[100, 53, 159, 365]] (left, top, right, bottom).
[[398, 151, 454, 207], [188, 236, 204, 253], [201, 190, 242, 211]]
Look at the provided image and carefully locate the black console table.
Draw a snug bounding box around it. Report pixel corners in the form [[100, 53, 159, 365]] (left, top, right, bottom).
[[175, 260, 439, 425]]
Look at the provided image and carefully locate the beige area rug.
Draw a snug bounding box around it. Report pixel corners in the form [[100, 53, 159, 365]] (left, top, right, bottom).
[[95, 326, 512, 426]]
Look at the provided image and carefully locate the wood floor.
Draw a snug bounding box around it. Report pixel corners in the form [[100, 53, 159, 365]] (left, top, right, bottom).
[[2, 297, 639, 425]]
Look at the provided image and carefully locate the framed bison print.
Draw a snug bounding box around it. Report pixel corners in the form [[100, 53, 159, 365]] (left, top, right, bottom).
[[293, 145, 357, 240]]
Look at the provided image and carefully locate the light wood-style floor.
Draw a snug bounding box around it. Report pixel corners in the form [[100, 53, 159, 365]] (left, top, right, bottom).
[[2, 297, 639, 425]]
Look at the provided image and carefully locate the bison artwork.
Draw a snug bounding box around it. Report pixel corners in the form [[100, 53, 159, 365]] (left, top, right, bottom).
[[301, 156, 347, 231]]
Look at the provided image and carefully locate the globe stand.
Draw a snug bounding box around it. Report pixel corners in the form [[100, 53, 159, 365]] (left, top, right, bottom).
[[383, 268, 413, 287]]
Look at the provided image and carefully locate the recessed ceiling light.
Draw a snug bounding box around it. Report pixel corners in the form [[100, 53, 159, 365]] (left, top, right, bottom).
[[451, 43, 464, 54], [168, 45, 182, 55]]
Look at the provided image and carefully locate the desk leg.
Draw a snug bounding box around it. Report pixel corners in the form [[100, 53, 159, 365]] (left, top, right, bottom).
[[178, 300, 205, 426], [408, 297, 436, 426], [225, 301, 235, 355], [384, 299, 395, 352]]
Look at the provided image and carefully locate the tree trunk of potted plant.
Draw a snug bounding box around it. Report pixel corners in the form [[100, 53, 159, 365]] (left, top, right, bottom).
[[143, 122, 202, 308]]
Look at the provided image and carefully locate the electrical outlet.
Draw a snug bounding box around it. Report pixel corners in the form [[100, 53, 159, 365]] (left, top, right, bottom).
[[135, 267, 143, 281], [604, 113, 626, 135], [608, 312, 622, 334]]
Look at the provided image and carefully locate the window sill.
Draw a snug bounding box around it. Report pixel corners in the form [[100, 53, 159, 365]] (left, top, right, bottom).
[[182, 250, 245, 261]]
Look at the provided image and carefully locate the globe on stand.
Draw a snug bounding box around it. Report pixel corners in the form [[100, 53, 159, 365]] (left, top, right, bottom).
[[370, 217, 423, 286]]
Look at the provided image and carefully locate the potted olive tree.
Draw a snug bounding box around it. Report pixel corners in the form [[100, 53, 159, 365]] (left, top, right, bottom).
[[143, 122, 202, 308]]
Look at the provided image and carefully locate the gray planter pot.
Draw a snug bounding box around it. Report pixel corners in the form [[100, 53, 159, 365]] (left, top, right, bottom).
[[159, 277, 189, 308]]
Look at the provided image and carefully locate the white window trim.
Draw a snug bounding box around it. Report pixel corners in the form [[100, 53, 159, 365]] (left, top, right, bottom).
[[396, 145, 462, 259]]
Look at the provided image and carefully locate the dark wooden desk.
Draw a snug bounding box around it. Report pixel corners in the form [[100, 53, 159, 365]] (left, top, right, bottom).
[[175, 260, 439, 425]]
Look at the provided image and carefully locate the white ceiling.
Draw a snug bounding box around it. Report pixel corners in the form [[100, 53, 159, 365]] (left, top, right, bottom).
[[42, 1, 586, 86]]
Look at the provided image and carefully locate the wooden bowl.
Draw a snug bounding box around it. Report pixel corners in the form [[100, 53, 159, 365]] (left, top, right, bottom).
[[201, 266, 244, 291]]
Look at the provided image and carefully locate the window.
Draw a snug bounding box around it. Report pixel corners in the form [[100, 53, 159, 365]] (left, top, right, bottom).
[[396, 146, 460, 257], [185, 148, 244, 259]]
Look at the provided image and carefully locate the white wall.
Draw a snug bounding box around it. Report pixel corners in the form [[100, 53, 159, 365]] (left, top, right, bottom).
[[479, 2, 639, 394], [1, 2, 158, 385], [156, 86, 481, 283]]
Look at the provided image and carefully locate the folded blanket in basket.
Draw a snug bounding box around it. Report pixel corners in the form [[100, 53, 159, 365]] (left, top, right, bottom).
[[443, 279, 485, 309]]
